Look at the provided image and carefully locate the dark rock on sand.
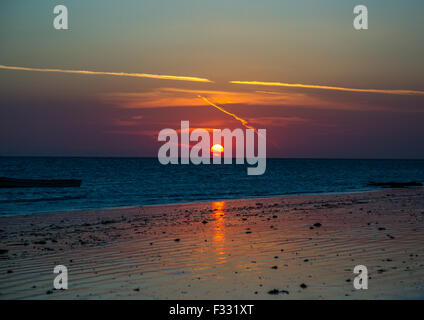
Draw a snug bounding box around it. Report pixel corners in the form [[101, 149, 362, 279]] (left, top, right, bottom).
[[101, 219, 118, 225], [268, 289, 289, 295], [300, 283, 308, 289]]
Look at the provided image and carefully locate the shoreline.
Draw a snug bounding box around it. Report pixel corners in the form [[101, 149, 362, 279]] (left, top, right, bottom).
[[1, 187, 424, 299], [0, 187, 379, 218]]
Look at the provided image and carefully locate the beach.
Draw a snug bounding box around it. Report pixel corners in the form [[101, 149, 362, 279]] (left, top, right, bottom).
[[1, 187, 424, 300]]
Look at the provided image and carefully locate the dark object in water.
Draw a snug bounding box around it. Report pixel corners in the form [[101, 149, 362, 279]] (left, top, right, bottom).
[[0, 177, 82, 188], [368, 181, 423, 188]]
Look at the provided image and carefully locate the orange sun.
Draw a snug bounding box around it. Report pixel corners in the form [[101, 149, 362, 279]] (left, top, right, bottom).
[[211, 144, 224, 154]]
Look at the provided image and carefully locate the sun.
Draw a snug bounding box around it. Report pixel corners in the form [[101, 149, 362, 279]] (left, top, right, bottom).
[[211, 144, 224, 154]]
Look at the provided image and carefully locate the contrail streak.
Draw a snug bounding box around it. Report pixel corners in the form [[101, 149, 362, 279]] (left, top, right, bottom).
[[198, 95, 258, 134], [230, 80, 424, 96], [0, 65, 212, 83]]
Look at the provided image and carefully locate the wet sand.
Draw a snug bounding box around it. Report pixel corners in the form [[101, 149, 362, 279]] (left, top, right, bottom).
[[1, 188, 424, 299]]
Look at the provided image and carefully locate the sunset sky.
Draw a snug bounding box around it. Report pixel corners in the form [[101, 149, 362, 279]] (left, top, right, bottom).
[[1, 0, 424, 158]]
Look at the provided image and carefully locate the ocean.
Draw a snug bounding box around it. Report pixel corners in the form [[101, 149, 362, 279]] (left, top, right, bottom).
[[1, 157, 423, 216]]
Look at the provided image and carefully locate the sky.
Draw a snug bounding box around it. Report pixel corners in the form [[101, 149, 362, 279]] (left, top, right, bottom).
[[0, 0, 423, 158]]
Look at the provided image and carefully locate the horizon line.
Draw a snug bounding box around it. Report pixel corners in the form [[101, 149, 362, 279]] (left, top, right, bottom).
[[1, 155, 424, 161]]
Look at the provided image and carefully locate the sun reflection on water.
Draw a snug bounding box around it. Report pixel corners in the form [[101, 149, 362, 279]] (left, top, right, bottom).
[[212, 201, 227, 263]]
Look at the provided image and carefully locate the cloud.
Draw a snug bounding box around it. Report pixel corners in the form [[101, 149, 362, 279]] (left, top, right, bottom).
[[249, 116, 309, 127], [101, 87, 321, 109], [0, 64, 212, 83], [100, 86, 424, 115], [230, 80, 424, 96]]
